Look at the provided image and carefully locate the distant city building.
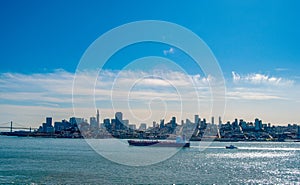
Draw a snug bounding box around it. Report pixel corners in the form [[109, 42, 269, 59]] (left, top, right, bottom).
[[54, 119, 70, 132], [69, 117, 84, 126], [160, 119, 165, 129], [211, 116, 215, 125], [123, 120, 129, 128], [54, 121, 63, 132], [153, 121, 157, 128], [139, 123, 147, 131], [90, 117, 98, 129], [171, 117, 176, 129], [194, 115, 199, 124], [103, 118, 111, 131], [129, 124, 136, 130], [111, 119, 116, 130], [46, 117, 52, 127], [115, 112, 123, 130], [96, 109, 100, 126], [239, 119, 247, 130], [115, 112, 123, 121], [255, 118, 262, 131], [185, 119, 193, 125], [41, 117, 54, 133]]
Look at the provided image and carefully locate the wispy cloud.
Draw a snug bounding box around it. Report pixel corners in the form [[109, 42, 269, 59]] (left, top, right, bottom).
[[232, 71, 294, 86], [163, 47, 175, 55], [0, 69, 215, 125], [1, 70, 299, 126], [227, 88, 286, 100], [275, 68, 289, 72]]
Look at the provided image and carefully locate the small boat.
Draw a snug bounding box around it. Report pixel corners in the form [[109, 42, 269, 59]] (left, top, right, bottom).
[[128, 140, 190, 148], [225, 145, 238, 149]]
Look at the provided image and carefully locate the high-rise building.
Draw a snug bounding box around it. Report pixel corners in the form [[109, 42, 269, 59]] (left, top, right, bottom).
[[103, 118, 111, 131], [46, 117, 52, 127], [139, 123, 147, 131], [54, 121, 64, 132], [90, 117, 98, 129], [200, 118, 207, 129], [218, 116, 222, 125], [160, 119, 165, 129], [111, 119, 116, 130], [153, 121, 157, 128], [185, 119, 192, 125], [115, 112, 123, 121], [43, 117, 54, 133], [115, 112, 123, 130], [96, 109, 100, 125], [233, 119, 238, 128], [69, 117, 84, 126], [194, 115, 199, 124], [239, 119, 247, 130], [123, 120, 129, 128], [211, 116, 215, 125], [254, 118, 262, 131], [129, 124, 136, 130], [171, 117, 176, 128]]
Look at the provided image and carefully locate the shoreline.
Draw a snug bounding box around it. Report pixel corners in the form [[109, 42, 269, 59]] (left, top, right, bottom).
[[1, 133, 299, 142]]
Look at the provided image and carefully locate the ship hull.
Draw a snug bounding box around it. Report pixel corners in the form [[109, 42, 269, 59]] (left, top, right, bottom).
[[128, 140, 190, 147]]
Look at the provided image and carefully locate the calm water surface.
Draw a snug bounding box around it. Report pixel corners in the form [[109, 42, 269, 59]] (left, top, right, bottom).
[[0, 136, 299, 184]]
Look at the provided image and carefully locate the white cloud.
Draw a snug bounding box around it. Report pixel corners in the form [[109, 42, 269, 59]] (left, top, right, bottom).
[[163, 47, 175, 55], [0, 69, 216, 126], [232, 71, 294, 86], [227, 90, 285, 100], [232, 71, 241, 81], [1, 69, 300, 127]]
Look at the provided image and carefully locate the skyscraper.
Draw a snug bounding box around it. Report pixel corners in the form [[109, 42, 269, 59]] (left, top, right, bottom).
[[115, 112, 123, 121], [115, 112, 123, 130], [194, 115, 199, 124], [171, 117, 176, 129], [254, 118, 262, 131], [96, 109, 100, 125], [46, 117, 52, 127], [90, 117, 98, 129], [103, 118, 111, 131], [139, 123, 147, 131], [160, 119, 165, 129], [153, 121, 157, 128]]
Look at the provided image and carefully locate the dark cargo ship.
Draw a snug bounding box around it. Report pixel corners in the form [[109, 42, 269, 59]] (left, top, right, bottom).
[[127, 140, 190, 147]]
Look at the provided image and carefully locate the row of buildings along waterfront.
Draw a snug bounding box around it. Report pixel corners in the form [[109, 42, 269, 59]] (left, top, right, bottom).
[[32, 110, 300, 141]]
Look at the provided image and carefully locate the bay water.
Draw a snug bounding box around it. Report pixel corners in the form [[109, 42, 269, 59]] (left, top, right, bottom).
[[0, 136, 299, 184]]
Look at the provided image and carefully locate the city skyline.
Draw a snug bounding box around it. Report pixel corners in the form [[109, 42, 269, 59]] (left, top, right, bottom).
[[1, 1, 300, 126], [2, 109, 297, 132], [2, 110, 299, 143]]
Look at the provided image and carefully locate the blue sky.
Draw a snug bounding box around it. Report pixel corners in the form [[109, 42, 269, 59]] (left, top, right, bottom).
[[0, 0, 300, 127], [1, 0, 299, 75]]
